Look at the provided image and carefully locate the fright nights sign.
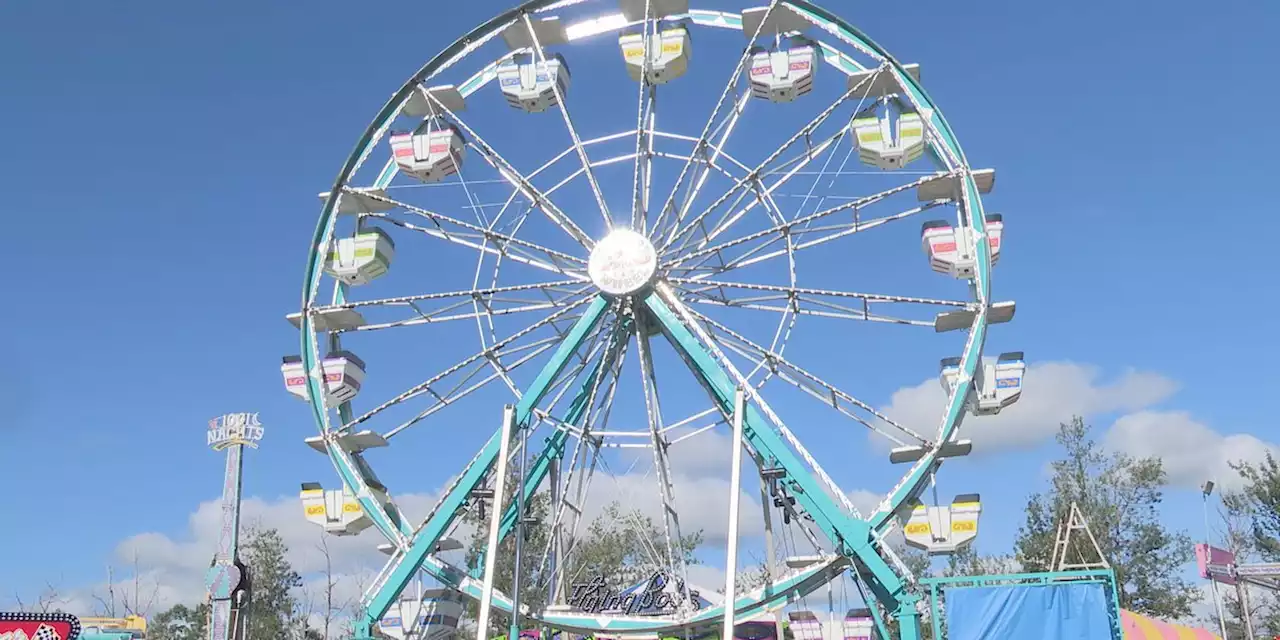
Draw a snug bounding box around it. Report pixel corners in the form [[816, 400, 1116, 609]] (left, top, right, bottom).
[[567, 572, 702, 616]]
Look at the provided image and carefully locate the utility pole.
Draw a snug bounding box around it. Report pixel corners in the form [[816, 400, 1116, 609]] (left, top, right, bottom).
[[204, 412, 263, 640]]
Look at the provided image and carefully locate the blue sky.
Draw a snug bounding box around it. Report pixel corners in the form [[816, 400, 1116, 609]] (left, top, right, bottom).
[[2, 0, 1277, 624]]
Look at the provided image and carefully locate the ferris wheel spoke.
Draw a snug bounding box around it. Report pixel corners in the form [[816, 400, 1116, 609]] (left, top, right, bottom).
[[542, 345, 632, 600], [670, 279, 968, 327], [669, 171, 951, 278], [353, 188, 587, 273], [664, 126, 847, 268], [520, 13, 614, 229], [528, 321, 630, 597], [635, 327, 696, 606], [681, 304, 929, 447], [651, 0, 788, 244], [321, 281, 591, 334], [675, 129, 848, 266], [652, 90, 752, 246], [343, 295, 596, 433], [698, 199, 949, 279], [421, 92, 597, 250], [628, 1, 658, 232], [661, 64, 889, 256], [651, 282, 863, 519], [383, 336, 562, 439], [368, 212, 588, 282]]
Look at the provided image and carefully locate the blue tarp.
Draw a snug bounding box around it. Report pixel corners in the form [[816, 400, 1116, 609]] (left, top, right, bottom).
[[946, 582, 1113, 640]]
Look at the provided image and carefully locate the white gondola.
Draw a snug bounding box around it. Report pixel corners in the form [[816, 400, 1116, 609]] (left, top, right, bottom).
[[281, 350, 366, 406], [377, 589, 465, 640], [976, 352, 1024, 415], [389, 123, 464, 183], [787, 611, 825, 640], [852, 109, 925, 170], [746, 38, 819, 103], [300, 482, 374, 536], [939, 352, 1025, 416], [920, 214, 1004, 279], [842, 609, 874, 640], [984, 213, 1004, 265], [325, 227, 395, 286], [497, 52, 571, 113], [903, 494, 982, 555], [619, 21, 692, 85]]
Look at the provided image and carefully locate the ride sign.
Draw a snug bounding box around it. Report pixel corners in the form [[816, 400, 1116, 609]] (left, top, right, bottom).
[[207, 412, 265, 450], [567, 571, 702, 616], [0, 612, 81, 640]]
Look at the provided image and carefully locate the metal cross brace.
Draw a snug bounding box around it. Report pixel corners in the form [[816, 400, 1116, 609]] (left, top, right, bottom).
[[356, 295, 610, 634]]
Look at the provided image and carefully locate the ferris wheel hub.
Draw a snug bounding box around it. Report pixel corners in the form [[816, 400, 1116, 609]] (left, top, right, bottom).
[[588, 227, 658, 296]]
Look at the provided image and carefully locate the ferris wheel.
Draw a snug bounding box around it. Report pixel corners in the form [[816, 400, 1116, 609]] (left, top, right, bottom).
[[282, 1, 1023, 639]]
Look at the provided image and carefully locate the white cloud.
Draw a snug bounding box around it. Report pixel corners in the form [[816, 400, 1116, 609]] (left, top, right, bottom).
[[582, 460, 765, 547], [45, 490, 447, 620], [1103, 411, 1275, 491], [846, 489, 883, 517], [879, 361, 1178, 452], [684, 564, 729, 593]]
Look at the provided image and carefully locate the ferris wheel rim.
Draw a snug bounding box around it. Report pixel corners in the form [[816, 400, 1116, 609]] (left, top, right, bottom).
[[295, 0, 999, 633]]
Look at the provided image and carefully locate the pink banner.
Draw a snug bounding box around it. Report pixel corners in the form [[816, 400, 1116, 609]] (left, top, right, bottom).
[[1195, 543, 1237, 585]]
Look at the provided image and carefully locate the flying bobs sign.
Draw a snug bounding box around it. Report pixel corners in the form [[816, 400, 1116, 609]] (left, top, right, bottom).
[[567, 571, 703, 616], [207, 412, 265, 450]]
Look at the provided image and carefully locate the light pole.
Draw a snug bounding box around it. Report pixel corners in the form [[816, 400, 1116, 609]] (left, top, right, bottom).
[[1202, 481, 1231, 640]]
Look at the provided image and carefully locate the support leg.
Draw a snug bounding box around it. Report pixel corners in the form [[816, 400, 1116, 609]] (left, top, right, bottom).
[[720, 389, 746, 640], [893, 596, 923, 640], [478, 406, 516, 640], [509, 426, 531, 640]]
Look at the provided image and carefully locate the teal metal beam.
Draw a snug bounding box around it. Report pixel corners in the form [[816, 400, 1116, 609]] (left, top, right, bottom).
[[491, 320, 630, 552], [357, 295, 610, 635], [642, 289, 918, 639]]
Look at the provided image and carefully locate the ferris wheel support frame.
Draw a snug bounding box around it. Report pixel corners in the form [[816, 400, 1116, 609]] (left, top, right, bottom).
[[301, 1, 995, 638]]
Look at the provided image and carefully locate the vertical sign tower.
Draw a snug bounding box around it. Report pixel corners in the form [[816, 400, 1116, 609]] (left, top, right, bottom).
[[204, 412, 264, 640]]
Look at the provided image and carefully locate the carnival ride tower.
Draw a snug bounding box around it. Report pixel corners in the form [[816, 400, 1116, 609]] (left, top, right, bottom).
[[203, 413, 264, 640]]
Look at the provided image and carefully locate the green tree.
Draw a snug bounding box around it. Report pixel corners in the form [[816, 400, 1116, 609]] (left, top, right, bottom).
[[240, 526, 314, 640], [1234, 453, 1280, 557], [1221, 454, 1280, 636], [1013, 416, 1196, 619], [462, 463, 556, 638], [561, 501, 704, 592], [149, 603, 209, 640], [941, 544, 1018, 578], [151, 527, 317, 640]]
